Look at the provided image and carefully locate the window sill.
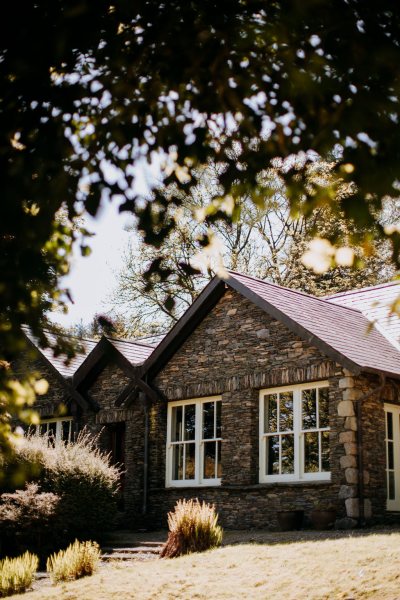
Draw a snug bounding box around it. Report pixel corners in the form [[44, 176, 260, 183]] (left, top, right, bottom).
[[155, 481, 333, 492], [165, 479, 221, 490]]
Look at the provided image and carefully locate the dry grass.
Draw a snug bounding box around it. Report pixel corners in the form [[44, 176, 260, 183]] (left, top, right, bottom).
[[161, 499, 223, 558], [12, 529, 400, 599]]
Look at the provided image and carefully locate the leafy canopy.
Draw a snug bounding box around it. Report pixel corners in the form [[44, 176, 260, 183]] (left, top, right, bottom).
[[1, 1, 400, 452]]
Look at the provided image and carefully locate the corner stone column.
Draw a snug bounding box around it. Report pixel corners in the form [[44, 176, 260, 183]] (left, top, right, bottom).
[[337, 372, 361, 526]]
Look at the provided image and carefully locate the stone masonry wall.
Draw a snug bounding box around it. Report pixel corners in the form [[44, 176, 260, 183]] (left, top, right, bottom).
[[147, 288, 378, 529], [82, 362, 146, 526], [13, 354, 73, 418]]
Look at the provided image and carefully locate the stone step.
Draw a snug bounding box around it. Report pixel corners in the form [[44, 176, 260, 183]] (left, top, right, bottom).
[[103, 541, 163, 548], [102, 545, 162, 555]]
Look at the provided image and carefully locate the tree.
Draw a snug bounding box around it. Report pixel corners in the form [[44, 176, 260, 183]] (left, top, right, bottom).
[[2, 1, 400, 454], [108, 163, 394, 334]]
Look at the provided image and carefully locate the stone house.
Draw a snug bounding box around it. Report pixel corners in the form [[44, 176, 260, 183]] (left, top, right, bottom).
[[19, 271, 400, 529]]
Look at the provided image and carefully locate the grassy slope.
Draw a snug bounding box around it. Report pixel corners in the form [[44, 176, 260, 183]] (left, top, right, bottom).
[[15, 531, 400, 599]]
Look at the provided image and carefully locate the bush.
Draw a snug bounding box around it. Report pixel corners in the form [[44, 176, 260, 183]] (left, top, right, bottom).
[[46, 540, 101, 583], [0, 483, 59, 559], [0, 552, 38, 597], [1, 431, 120, 554], [161, 499, 223, 558]]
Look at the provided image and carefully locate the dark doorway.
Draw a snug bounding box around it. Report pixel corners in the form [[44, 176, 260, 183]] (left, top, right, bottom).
[[104, 422, 126, 509]]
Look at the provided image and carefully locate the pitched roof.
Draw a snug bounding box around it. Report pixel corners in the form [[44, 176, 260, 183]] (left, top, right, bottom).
[[325, 281, 400, 347], [22, 326, 155, 380], [107, 337, 155, 365], [22, 326, 97, 378], [226, 271, 400, 378], [141, 271, 400, 380]]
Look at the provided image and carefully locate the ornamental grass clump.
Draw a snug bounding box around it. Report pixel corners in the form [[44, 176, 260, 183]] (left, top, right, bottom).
[[46, 540, 101, 583], [0, 552, 38, 597], [161, 499, 223, 558]]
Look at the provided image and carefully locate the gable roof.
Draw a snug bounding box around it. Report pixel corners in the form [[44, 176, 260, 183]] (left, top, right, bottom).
[[21, 327, 92, 411], [72, 335, 155, 388], [22, 326, 97, 378], [141, 271, 400, 380], [325, 281, 400, 348]]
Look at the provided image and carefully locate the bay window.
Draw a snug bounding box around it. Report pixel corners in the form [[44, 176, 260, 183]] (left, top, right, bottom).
[[259, 382, 330, 482], [166, 396, 222, 487]]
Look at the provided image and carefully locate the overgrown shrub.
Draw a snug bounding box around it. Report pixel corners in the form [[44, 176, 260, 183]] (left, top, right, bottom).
[[47, 540, 100, 583], [0, 552, 38, 597], [161, 499, 223, 558], [1, 431, 120, 555], [0, 483, 59, 558]]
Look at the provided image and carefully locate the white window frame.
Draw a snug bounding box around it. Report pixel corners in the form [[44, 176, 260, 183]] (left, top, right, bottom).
[[384, 403, 400, 511], [259, 381, 330, 483], [35, 417, 73, 442], [166, 396, 222, 488]]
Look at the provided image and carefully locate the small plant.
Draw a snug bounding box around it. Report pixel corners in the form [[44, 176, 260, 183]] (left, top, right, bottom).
[[0, 552, 38, 597], [161, 498, 223, 558], [46, 540, 101, 583]]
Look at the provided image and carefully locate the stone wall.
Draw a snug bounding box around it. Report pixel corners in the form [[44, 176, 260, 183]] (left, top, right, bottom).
[[13, 353, 72, 417], [148, 288, 376, 529], [82, 362, 146, 526]]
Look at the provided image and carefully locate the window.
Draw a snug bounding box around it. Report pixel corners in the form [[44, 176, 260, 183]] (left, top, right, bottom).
[[259, 382, 330, 483], [166, 397, 222, 487], [385, 404, 400, 511], [34, 417, 73, 443]]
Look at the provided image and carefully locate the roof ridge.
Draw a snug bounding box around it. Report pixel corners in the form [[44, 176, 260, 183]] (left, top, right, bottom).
[[22, 325, 98, 346], [325, 280, 400, 299], [226, 270, 364, 315], [107, 336, 155, 348]]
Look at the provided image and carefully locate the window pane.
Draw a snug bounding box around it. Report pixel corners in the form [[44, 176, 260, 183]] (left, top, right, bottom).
[[217, 440, 222, 478], [172, 444, 184, 480], [387, 412, 393, 440], [304, 432, 319, 472], [172, 406, 183, 442], [184, 404, 196, 441], [216, 401, 222, 438], [264, 394, 278, 433], [48, 422, 57, 440], [185, 443, 196, 479], [388, 441, 394, 470], [266, 435, 279, 475], [62, 421, 71, 442], [321, 431, 330, 472], [281, 434, 294, 474], [203, 441, 216, 479], [202, 402, 215, 440], [302, 389, 317, 430], [279, 392, 293, 432], [39, 423, 48, 436], [389, 471, 395, 500], [319, 388, 329, 428]]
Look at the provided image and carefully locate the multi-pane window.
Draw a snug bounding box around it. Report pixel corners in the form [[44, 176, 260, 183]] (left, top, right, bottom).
[[260, 382, 330, 482], [167, 397, 222, 487], [34, 418, 73, 443], [385, 404, 400, 511]]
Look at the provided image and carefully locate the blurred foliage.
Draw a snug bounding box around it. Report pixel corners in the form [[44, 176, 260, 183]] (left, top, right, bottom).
[[2, 1, 400, 456]]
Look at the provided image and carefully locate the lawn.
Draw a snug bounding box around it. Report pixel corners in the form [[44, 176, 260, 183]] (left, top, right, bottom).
[[14, 530, 400, 599]]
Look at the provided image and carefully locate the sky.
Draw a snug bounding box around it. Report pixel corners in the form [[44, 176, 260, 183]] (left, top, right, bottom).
[[51, 202, 132, 328], [50, 159, 159, 328]]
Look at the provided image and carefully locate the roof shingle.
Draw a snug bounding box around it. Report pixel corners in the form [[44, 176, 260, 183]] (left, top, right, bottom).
[[226, 271, 400, 378]]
